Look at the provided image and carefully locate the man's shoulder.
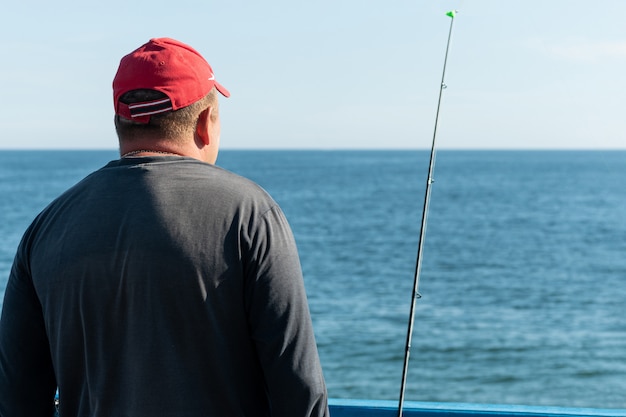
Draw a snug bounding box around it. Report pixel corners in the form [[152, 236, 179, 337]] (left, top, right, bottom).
[[187, 160, 269, 195], [170, 159, 277, 207]]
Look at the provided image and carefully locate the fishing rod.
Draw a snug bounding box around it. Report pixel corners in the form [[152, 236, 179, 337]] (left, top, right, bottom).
[[397, 10, 458, 417]]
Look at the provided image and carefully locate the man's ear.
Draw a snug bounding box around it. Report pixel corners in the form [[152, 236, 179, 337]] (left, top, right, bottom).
[[195, 107, 213, 146]]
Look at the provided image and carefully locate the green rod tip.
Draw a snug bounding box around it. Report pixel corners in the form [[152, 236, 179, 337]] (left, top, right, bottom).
[[446, 10, 457, 18]]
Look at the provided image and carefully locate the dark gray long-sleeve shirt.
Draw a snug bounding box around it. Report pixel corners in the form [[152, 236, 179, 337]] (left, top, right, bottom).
[[0, 156, 329, 417]]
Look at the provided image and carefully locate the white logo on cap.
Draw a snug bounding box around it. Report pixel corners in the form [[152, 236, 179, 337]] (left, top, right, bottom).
[[208, 74, 215, 81]]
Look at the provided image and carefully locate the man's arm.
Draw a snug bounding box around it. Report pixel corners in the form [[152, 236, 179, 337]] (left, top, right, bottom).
[[245, 205, 329, 417], [0, 250, 57, 417]]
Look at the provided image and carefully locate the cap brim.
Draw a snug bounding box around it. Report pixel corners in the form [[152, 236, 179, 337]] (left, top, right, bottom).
[[215, 82, 230, 98]]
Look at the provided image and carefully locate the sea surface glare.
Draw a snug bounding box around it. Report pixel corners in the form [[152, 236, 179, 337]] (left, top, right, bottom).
[[1, 150, 625, 409]]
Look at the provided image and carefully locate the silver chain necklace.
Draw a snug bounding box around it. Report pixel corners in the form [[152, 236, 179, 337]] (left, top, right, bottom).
[[121, 149, 180, 158]]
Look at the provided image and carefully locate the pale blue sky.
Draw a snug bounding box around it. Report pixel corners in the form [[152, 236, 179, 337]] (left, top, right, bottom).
[[1, 1, 624, 150]]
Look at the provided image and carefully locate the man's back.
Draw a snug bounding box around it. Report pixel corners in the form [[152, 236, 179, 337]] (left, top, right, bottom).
[[0, 156, 328, 417]]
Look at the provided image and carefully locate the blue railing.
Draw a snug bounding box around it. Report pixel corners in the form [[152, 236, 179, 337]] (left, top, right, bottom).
[[328, 399, 626, 417]]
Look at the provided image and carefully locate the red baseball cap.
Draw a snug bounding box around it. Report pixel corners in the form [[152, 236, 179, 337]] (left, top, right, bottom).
[[113, 38, 230, 123]]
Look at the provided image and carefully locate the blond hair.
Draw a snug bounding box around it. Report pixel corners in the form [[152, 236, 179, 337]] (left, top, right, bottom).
[[115, 89, 218, 144]]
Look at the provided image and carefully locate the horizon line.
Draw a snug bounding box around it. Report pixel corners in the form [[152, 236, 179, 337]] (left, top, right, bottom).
[[1, 147, 626, 152]]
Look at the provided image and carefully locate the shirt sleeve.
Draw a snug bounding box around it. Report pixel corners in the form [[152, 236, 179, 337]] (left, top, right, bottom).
[[0, 240, 57, 417], [244, 205, 329, 417]]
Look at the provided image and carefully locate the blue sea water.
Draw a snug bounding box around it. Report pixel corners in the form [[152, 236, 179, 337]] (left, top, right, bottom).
[[1, 150, 625, 409]]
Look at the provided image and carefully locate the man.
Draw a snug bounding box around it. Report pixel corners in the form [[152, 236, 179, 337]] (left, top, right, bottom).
[[0, 38, 329, 417]]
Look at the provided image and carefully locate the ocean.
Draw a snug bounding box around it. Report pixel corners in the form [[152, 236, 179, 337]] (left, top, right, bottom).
[[1, 150, 625, 409]]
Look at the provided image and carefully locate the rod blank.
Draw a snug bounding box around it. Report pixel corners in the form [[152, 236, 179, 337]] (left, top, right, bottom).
[[397, 10, 458, 417]]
